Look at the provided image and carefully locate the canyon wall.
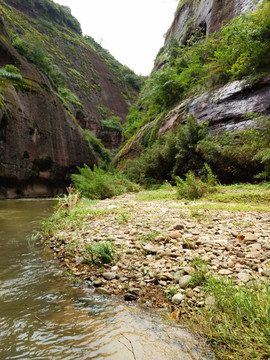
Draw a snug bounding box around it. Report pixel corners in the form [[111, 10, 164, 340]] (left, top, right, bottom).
[[0, 0, 139, 197], [165, 0, 262, 45]]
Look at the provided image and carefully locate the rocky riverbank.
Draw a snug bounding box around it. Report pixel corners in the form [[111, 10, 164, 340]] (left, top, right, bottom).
[[44, 191, 270, 318]]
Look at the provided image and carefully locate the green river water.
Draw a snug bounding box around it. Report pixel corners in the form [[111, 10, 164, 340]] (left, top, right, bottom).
[[0, 199, 212, 360]]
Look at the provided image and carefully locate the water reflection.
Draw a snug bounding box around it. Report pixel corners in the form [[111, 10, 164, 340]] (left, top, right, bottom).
[[0, 200, 212, 360]]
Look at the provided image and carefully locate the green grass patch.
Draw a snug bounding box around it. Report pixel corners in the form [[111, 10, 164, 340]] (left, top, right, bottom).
[[185, 202, 270, 212], [208, 184, 270, 204], [135, 190, 177, 202], [39, 196, 114, 238], [85, 241, 115, 265], [192, 276, 270, 360]]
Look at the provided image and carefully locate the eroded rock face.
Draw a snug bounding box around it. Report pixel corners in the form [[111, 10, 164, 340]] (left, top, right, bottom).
[[165, 0, 262, 45], [0, 21, 96, 198], [0, 1, 138, 198], [159, 75, 270, 135]]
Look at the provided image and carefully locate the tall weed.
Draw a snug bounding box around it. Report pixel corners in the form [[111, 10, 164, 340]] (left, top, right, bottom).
[[71, 164, 140, 199]]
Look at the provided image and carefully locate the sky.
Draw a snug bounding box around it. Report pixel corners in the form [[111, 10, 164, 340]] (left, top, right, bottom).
[[55, 0, 178, 75]]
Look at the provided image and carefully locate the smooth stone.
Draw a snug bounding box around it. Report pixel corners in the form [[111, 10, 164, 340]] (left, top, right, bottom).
[[75, 257, 84, 265], [186, 288, 194, 298], [174, 224, 185, 230], [263, 243, 270, 250], [156, 250, 166, 259], [218, 269, 233, 275], [248, 243, 262, 251], [244, 234, 259, 243], [155, 235, 166, 241], [237, 272, 250, 283], [174, 270, 185, 282], [102, 272, 116, 281], [182, 266, 195, 275], [142, 243, 157, 254], [169, 231, 182, 239], [179, 275, 192, 289], [172, 293, 185, 304], [246, 251, 261, 259]]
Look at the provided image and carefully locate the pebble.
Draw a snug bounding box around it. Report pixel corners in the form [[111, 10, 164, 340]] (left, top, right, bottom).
[[52, 192, 270, 313], [102, 272, 116, 281], [218, 269, 233, 275], [93, 280, 102, 287], [142, 243, 158, 254], [237, 272, 250, 283], [169, 231, 182, 239], [174, 270, 185, 282], [172, 293, 185, 304], [179, 275, 192, 289], [244, 233, 259, 244]]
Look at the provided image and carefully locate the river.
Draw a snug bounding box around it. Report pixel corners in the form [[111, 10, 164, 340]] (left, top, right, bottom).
[[0, 199, 212, 360]]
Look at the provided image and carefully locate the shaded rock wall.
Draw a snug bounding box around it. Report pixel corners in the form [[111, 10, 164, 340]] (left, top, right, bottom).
[[0, 20, 96, 198], [0, 0, 139, 198]]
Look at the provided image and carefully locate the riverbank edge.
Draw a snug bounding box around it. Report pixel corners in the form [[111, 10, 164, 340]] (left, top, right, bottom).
[[40, 190, 270, 360]]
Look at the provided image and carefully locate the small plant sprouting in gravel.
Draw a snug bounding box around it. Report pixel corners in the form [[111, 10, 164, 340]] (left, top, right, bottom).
[[85, 241, 115, 265], [137, 231, 161, 242]]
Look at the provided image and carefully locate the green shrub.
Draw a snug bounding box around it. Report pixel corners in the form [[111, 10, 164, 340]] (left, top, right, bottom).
[[124, 131, 178, 185], [101, 116, 123, 132], [173, 114, 208, 177], [197, 125, 267, 183], [71, 164, 140, 199], [82, 130, 112, 166], [58, 87, 82, 108], [0, 64, 22, 81], [123, 105, 145, 140], [175, 164, 217, 200], [253, 148, 270, 180], [175, 171, 207, 200], [85, 241, 115, 264]]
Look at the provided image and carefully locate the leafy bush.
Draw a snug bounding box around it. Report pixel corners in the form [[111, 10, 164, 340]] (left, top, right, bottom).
[[0, 64, 22, 81], [124, 130, 179, 185], [123, 105, 145, 140], [253, 148, 270, 180], [197, 121, 269, 182], [173, 114, 208, 177], [101, 116, 124, 132], [175, 164, 217, 200], [71, 164, 140, 199], [58, 87, 82, 108], [82, 130, 112, 166]]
